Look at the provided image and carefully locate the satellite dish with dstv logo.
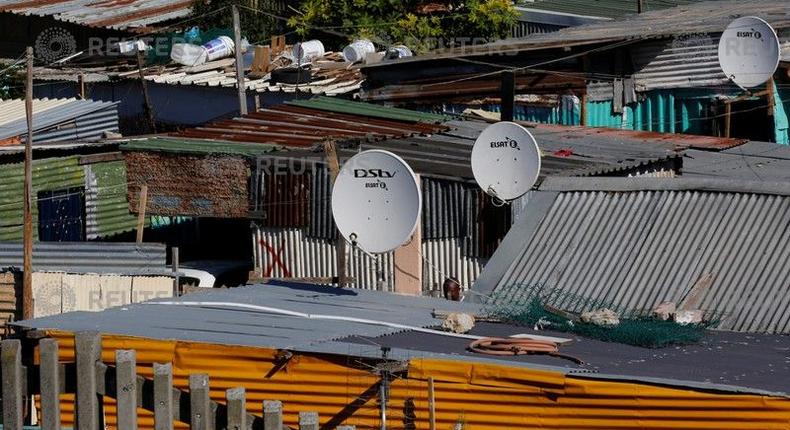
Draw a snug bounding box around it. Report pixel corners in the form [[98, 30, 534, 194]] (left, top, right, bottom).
[[471, 121, 541, 202], [331, 149, 421, 253], [718, 16, 780, 89]]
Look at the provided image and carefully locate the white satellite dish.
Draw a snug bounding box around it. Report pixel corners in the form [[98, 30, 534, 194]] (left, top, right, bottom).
[[331, 149, 421, 253], [718, 16, 780, 89], [471, 121, 541, 201]]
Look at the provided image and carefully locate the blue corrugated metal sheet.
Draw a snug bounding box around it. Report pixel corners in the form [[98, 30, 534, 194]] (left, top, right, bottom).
[[475, 177, 790, 334]]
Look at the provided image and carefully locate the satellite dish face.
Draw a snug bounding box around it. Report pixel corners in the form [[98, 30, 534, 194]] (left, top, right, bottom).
[[471, 121, 541, 201], [331, 150, 421, 253], [718, 16, 780, 89]]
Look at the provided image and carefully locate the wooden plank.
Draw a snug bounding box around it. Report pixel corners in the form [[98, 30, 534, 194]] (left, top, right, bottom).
[[116, 350, 138, 430], [299, 412, 319, 430], [263, 400, 283, 430], [226, 387, 246, 430], [1, 339, 24, 430], [40, 338, 62, 430], [75, 331, 101, 430], [189, 374, 211, 430], [136, 184, 148, 243], [154, 363, 174, 430], [77, 152, 123, 165]]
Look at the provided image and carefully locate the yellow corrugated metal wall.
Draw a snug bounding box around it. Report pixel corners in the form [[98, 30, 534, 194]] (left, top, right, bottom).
[[42, 332, 790, 430]]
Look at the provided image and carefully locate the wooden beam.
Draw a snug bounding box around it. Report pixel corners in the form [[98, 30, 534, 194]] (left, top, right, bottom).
[[323, 140, 347, 287], [428, 377, 436, 430], [136, 49, 157, 133], [232, 5, 248, 116], [22, 46, 33, 320], [136, 184, 148, 243]]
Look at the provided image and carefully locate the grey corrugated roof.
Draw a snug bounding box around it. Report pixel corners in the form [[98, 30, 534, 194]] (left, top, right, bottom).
[[364, 0, 790, 67], [474, 177, 790, 334], [12, 282, 482, 350], [12, 281, 790, 396], [0, 241, 170, 275], [0, 98, 119, 144], [683, 141, 790, 182], [384, 119, 681, 180]]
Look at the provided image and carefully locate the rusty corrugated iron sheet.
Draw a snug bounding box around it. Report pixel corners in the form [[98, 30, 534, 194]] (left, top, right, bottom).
[[527, 122, 747, 150], [0, 0, 192, 30], [173, 105, 447, 147], [42, 331, 790, 430]]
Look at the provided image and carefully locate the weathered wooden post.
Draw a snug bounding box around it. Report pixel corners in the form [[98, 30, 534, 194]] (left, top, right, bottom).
[[226, 387, 246, 430], [299, 412, 319, 430], [75, 331, 101, 430], [189, 374, 212, 430], [154, 363, 174, 430], [1, 339, 24, 430], [39, 338, 61, 430], [263, 400, 283, 430], [115, 350, 138, 430]]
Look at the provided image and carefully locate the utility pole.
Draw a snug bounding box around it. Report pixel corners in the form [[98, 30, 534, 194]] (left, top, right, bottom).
[[232, 5, 248, 115], [23, 46, 33, 320], [500, 70, 515, 122], [323, 140, 346, 287], [136, 48, 156, 133]]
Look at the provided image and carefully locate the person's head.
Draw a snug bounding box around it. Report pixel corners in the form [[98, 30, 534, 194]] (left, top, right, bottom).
[[442, 277, 462, 301]]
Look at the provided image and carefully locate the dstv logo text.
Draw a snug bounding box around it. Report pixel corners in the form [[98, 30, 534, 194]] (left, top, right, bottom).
[[489, 137, 520, 150], [354, 169, 397, 178]]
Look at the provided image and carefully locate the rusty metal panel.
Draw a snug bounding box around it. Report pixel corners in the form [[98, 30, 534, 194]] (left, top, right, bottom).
[[125, 151, 251, 218]]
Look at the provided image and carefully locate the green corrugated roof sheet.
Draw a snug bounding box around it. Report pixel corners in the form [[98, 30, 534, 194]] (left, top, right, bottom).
[[122, 137, 280, 157], [86, 160, 143, 239], [287, 96, 450, 123], [523, 0, 704, 20]]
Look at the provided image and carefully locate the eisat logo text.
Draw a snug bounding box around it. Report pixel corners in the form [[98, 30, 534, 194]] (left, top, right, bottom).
[[737, 29, 762, 39], [489, 137, 520, 150], [354, 169, 397, 178]]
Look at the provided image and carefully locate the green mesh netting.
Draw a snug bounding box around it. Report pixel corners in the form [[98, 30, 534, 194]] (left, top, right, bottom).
[[485, 284, 718, 348]]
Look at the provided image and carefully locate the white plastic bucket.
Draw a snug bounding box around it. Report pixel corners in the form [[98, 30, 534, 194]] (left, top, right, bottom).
[[293, 40, 325, 63], [342, 39, 375, 63], [203, 35, 235, 62]]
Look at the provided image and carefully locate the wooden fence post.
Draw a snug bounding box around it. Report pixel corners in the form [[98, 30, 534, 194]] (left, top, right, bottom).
[[39, 338, 61, 430], [189, 374, 211, 430], [154, 363, 174, 430], [226, 387, 246, 430], [299, 412, 319, 430], [76, 331, 101, 430], [1, 339, 24, 430], [116, 350, 137, 430], [263, 400, 283, 430]]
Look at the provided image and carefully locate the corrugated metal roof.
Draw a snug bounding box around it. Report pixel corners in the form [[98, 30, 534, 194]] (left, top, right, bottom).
[[12, 281, 790, 398], [0, 0, 192, 30], [0, 241, 169, 275], [474, 177, 790, 334], [683, 141, 790, 181], [170, 102, 447, 147], [0, 98, 119, 144], [122, 137, 281, 156], [286, 96, 449, 123], [522, 0, 705, 20], [365, 0, 790, 65], [12, 281, 481, 348]]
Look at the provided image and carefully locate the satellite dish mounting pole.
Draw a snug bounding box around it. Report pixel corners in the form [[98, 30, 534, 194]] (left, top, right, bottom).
[[500, 70, 516, 122], [323, 139, 348, 287]]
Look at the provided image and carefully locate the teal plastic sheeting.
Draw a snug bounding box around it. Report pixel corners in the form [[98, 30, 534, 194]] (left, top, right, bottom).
[[586, 89, 718, 135], [774, 85, 789, 145]]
